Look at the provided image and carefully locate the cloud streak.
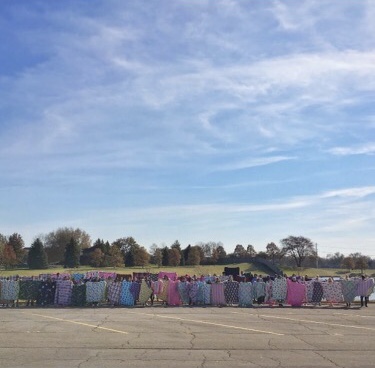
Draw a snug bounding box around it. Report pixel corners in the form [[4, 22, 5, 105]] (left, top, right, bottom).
[[328, 144, 375, 156]]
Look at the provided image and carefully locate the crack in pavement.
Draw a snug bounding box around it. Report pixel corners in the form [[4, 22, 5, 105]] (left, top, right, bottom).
[[266, 355, 282, 367], [199, 353, 207, 368], [77, 351, 101, 368], [92, 313, 110, 332], [180, 320, 197, 350], [314, 351, 344, 368], [292, 334, 317, 350]]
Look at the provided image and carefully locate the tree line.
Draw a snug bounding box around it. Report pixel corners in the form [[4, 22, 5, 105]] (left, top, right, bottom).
[[0, 228, 374, 272]]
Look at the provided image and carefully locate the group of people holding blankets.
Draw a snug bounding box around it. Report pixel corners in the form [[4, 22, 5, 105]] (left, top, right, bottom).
[[0, 271, 373, 309]]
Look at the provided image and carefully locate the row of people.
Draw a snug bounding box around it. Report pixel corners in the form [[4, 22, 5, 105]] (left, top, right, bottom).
[[0, 273, 373, 308]]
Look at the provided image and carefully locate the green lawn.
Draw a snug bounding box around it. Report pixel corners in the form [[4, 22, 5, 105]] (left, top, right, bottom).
[[1, 263, 372, 278]]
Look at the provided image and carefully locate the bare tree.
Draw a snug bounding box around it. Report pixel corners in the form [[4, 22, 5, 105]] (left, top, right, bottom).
[[280, 236, 316, 268], [44, 227, 91, 264], [341, 256, 355, 271]]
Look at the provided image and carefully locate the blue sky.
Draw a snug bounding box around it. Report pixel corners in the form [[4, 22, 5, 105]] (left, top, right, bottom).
[[1, 0, 375, 257]]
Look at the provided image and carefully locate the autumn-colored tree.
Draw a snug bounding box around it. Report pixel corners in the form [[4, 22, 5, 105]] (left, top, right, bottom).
[[106, 245, 124, 267], [171, 240, 183, 265], [2, 244, 18, 269], [112, 236, 150, 266], [133, 246, 150, 267], [88, 248, 105, 267], [0, 234, 7, 267], [187, 246, 201, 265], [355, 256, 369, 273], [168, 248, 181, 267], [341, 256, 355, 271], [8, 233, 25, 265]]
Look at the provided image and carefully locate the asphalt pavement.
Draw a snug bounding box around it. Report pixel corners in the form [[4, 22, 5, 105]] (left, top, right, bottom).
[[0, 304, 374, 368]]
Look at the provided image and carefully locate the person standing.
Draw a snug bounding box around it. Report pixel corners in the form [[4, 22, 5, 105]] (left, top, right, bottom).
[[357, 275, 375, 307]]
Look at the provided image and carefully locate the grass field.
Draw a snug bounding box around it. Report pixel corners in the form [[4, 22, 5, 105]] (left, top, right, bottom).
[[1, 263, 372, 278]]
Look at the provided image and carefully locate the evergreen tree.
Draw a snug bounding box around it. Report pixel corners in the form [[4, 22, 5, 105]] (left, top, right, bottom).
[[28, 238, 48, 269], [161, 246, 169, 266], [182, 244, 191, 265], [64, 237, 81, 268], [93, 238, 110, 255], [125, 249, 135, 267]]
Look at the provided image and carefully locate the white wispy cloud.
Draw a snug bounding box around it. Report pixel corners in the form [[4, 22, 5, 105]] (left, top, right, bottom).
[[328, 143, 375, 156], [320, 186, 375, 199], [214, 156, 295, 171]]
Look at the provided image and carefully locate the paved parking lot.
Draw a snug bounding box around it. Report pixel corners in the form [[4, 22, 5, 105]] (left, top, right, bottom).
[[0, 305, 374, 367]]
